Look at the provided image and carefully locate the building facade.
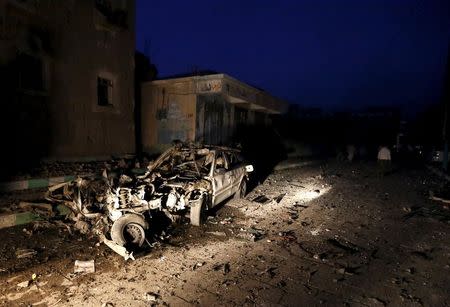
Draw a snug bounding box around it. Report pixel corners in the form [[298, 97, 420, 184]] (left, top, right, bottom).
[[141, 73, 288, 153], [0, 0, 135, 163]]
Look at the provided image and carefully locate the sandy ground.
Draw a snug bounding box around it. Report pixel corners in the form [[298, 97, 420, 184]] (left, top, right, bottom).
[[1, 161, 450, 306]]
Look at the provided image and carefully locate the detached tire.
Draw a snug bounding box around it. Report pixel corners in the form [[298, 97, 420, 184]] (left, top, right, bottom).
[[234, 179, 247, 199], [190, 196, 207, 226], [111, 214, 148, 247]]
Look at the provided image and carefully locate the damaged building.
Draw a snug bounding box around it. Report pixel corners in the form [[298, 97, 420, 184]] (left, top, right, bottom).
[[0, 0, 136, 172], [0, 1, 286, 171], [141, 73, 288, 154]]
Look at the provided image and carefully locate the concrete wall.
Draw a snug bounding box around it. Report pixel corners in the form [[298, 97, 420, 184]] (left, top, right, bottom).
[[195, 94, 233, 145], [0, 0, 135, 161], [141, 79, 197, 153]]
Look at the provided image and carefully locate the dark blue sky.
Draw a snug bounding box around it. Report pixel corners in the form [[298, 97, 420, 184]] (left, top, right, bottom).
[[136, 0, 450, 112]]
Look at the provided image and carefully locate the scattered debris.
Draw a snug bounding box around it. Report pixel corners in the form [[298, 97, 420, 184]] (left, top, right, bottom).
[[192, 262, 206, 270], [400, 289, 423, 305], [289, 183, 306, 188], [313, 253, 329, 261], [15, 248, 37, 259], [144, 292, 160, 302], [293, 203, 308, 209], [74, 220, 90, 234], [220, 217, 233, 224], [336, 266, 360, 275], [368, 297, 387, 306], [223, 262, 231, 274], [16, 280, 30, 288], [287, 210, 299, 220], [18, 202, 53, 215], [74, 260, 95, 274], [104, 239, 135, 261], [206, 231, 227, 237], [277, 230, 297, 242], [274, 193, 286, 203], [429, 190, 450, 204], [310, 229, 321, 236], [261, 267, 277, 278], [252, 195, 271, 204], [253, 193, 286, 204], [213, 262, 231, 274], [237, 227, 265, 242], [327, 238, 360, 254], [410, 250, 432, 260]]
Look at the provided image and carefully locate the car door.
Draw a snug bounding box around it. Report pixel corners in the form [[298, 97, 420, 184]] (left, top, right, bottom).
[[223, 151, 244, 195], [211, 151, 232, 206]]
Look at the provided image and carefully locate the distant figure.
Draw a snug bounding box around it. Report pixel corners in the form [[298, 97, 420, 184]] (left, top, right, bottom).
[[347, 145, 356, 162], [377, 146, 392, 176]]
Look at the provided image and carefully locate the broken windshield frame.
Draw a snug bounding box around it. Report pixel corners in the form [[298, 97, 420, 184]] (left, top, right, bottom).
[[151, 148, 214, 178]]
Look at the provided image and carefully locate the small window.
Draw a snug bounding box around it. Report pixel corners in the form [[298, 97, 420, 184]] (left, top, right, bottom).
[[97, 77, 113, 106], [214, 152, 229, 174], [225, 152, 242, 168], [227, 153, 236, 167]]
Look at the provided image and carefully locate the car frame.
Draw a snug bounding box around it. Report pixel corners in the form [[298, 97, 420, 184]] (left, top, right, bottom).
[[146, 143, 253, 225], [45, 142, 253, 259]]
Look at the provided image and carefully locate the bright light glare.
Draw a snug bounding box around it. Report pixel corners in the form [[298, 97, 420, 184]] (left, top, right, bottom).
[[294, 186, 331, 202]]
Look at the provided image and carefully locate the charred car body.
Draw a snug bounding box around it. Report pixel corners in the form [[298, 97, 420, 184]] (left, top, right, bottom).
[[46, 143, 253, 259]]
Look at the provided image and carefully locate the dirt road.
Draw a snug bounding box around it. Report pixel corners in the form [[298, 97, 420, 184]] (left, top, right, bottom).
[[1, 162, 449, 306]]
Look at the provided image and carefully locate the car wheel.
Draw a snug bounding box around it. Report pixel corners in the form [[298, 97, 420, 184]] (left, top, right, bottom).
[[234, 179, 247, 199], [190, 195, 208, 226], [111, 214, 148, 248]]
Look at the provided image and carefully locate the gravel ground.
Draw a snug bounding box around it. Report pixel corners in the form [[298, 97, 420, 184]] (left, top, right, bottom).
[[1, 161, 449, 306]]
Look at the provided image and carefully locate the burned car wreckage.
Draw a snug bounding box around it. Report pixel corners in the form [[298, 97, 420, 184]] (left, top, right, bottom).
[[46, 143, 254, 260]]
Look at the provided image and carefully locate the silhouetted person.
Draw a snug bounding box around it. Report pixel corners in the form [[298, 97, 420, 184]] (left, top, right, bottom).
[[347, 144, 356, 162], [377, 145, 391, 176]]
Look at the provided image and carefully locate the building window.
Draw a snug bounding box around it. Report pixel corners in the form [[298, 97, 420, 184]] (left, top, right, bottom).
[[17, 53, 45, 92], [97, 77, 113, 106]]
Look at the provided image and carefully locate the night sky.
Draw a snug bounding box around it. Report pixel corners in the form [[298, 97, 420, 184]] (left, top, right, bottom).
[[136, 0, 450, 114]]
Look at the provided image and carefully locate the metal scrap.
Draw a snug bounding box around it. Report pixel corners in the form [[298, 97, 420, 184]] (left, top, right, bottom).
[[103, 239, 135, 261], [74, 260, 95, 274], [274, 193, 286, 203], [15, 248, 37, 259]]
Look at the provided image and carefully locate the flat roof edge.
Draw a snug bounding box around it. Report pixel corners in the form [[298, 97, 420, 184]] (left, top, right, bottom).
[[142, 73, 289, 112]]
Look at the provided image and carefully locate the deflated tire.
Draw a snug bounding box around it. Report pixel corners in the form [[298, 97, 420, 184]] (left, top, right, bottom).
[[110, 214, 148, 248]]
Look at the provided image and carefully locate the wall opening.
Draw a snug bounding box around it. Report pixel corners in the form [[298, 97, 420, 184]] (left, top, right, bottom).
[[97, 76, 113, 106]]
